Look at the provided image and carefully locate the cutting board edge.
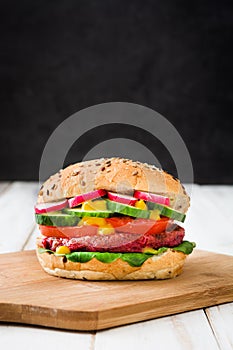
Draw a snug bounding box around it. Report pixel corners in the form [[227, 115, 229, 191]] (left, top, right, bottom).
[[95, 284, 233, 330], [0, 301, 99, 331], [1, 299, 233, 332], [1, 283, 233, 331]]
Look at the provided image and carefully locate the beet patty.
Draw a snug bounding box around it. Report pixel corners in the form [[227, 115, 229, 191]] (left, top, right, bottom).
[[40, 226, 185, 253]]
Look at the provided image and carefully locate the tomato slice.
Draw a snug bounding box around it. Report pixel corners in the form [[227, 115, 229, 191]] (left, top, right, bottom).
[[39, 225, 98, 239], [105, 216, 134, 227], [106, 217, 170, 235], [143, 217, 171, 234], [39, 217, 171, 238], [116, 217, 170, 235]]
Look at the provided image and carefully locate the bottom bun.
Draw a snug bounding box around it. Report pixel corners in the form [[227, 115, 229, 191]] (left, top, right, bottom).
[[36, 247, 187, 280]]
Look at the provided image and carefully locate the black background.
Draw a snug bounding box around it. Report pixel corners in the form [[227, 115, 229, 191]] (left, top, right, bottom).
[[1, 0, 233, 183]]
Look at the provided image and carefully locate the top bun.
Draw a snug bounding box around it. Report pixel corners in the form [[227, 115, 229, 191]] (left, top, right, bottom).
[[37, 158, 190, 213]]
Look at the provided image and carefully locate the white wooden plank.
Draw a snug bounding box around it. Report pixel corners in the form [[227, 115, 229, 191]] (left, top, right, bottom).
[[0, 182, 39, 253], [199, 185, 233, 224], [23, 224, 39, 250], [183, 184, 209, 249], [0, 182, 11, 194], [1, 324, 93, 349], [184, 185, 233, 254], [199, 185, 233, 254], [206, 303, 233, 350], [95, 310, 219, 350]]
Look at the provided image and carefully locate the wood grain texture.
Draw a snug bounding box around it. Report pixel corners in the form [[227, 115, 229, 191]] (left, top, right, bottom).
[[206, 303, 233, 350], [185, 184, 233, 255], [0, 182, 38, 253], [1, 324, 93, 349], [0, 249, 233, 331], [95, 310, 219, 350]]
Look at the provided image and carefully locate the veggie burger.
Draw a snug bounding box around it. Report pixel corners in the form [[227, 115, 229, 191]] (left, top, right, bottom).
[[35, 157, 195, 280]]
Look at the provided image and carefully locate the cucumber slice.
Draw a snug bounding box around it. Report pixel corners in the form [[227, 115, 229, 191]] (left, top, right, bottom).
[[106, 200, 151, 218], [64, 208, 113, 218], [35, 212, 80, 226], [107, 199, 186, 222], [148, 202, 186, 222]]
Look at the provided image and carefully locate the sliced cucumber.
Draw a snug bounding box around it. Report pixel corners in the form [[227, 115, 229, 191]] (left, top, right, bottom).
[[148, 202, 186, 222], [35, 212, 80, 226], [106, 200, 151, 218], [107, 199, 186, 222], [64, 208, 113, 218]]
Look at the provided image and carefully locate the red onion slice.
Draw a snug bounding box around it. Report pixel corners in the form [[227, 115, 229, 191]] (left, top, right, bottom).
[[107, 192, 137, 206], [35, 199, 68, 214], [68, 189, 107, 208], [134, 190, 170, 206]]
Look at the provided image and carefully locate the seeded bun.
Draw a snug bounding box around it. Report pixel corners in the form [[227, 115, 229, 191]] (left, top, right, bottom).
[[36, 247, 186, 280], [38, 158, 189, 213]]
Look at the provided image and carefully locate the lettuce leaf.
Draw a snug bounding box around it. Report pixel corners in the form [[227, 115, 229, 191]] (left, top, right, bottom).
[[66, 251, 122, 264], [66, 251, 96, 263], [121, 253, 153, 267], [173, 241, 196, 254], [38, 241, 196, 267], [95, 252, 121, 263]]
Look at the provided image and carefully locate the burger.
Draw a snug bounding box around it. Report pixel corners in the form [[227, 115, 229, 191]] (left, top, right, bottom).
[[35, 157, 195, 280]]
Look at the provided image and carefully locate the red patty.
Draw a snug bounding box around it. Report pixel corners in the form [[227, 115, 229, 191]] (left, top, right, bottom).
[[40, 226, 185, 253]]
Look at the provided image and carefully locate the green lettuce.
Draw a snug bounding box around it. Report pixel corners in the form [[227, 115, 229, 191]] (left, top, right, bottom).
[[38, 241, 196, 267], [173, 241, 196, 254]]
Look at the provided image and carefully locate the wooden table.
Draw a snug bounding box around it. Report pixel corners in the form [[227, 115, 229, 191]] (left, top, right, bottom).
[[1, 182, 233, 349]]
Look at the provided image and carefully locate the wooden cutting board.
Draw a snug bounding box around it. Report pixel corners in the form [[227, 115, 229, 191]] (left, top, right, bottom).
[[0, 249, 233, 331]]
